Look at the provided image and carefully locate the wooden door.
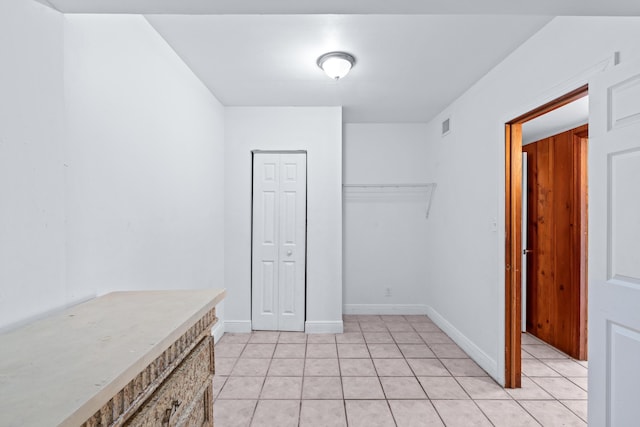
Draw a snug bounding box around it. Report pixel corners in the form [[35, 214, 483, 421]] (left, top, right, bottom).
[[522, 124, 588, 359], [588, 59, 640, 426], [251, 152, 307, 331]]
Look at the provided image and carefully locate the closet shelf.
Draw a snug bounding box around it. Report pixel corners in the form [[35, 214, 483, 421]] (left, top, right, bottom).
[[342, 183, 437, 218]]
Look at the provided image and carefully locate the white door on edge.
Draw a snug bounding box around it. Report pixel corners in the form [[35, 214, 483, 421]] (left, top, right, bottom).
[[589, 59, 640, 426], [252, 152, 306, 331]]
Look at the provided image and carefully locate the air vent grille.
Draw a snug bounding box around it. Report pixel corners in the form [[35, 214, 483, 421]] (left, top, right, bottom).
[[442, 118, 451, 136]]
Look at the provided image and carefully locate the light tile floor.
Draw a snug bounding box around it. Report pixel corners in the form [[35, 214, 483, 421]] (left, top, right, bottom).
[[213, 315, 587, 426]]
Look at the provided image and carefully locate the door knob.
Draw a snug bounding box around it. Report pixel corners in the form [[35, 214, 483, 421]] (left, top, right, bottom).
[[287, 250, 292, 256], [523, 249, 533, 255]]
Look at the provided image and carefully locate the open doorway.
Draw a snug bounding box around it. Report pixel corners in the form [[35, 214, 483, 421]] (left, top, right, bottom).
[[504, 85, 588, 387]]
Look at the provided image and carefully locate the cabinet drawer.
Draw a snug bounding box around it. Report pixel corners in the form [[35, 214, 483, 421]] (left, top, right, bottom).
[[125, 336, 213, 427]]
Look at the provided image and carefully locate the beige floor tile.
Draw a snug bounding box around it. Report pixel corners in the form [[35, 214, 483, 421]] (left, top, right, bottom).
[[218, 376, 265, 399], [268, 358, 305, 376], [418, 376, 469, 400], [412, 322, 443, 332], [249, 331, 280, 343], [522, 344, 568, 359], [380, 376, 427, 399], [359, 322, 388, 332], [273, 343, 306, 358], [363, 332, 394, 343], [343, 322, 361, 332], [260, 376, 303, 399], [457, 376, 511, 400], [214, 357, 237, 376], [306, 343, 338, 358], [561, 399, 588, 422], [213, 375, 227, 399], [335, 332, 365, 343], [430, 343, 468, 358], [250, 400, 300, 427], [521, 333, 542, 345], [241, 343, 276, 359], [390, 331, 423, 343], [404, 315, 430, 322], [543, 359, 588, 377], [389, 400, 444, 427], [299, 400, 347, 427], [520, 400, 586, 426], [213, 399, 256, 427], [342, 376, 385, 399], [216, 343, 246, 358], [345, 400, 396, 427], [505, 377, 553, 400], [339, 358, 377, 376], [407, 358, 450, 376], [432, 400, 492, 426], [357, 315, 382, 322], [381, 315, 409, 323], [302, 376, 343, 399], [567, 376, 588, 391], [419, 332, 454, 344], [278, 332, 307, 343], [441, 358, 487, 376], [304, 358, 340, 376], [398, 344, 436, 358], [385, 322, 416, 332], [475, 400, 540, 427], [307, 334, 336, 344], [231, 358, 271, 376], [373, 358, 413, 376], [219, 333, 251, 344], [522, 359, 562, 377], [521, 348, 535, 359], [337, 343, 370, 358], [367, 343, 403, 358], [530, 377, 588, 400]]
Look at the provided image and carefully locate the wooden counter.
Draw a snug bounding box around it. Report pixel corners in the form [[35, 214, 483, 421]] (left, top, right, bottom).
[[0, 289, 225, 427]]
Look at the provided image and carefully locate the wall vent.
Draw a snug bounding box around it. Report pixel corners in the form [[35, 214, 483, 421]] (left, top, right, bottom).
[[442, 118, 451, 136]]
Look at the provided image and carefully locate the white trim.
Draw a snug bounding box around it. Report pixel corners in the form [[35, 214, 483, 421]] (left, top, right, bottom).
[[425, 305, 499, 383], [224, 320, 252, 333], [305, 321, 343, 334], [211, 321, 225, 344], [343, 304, 429, 315]]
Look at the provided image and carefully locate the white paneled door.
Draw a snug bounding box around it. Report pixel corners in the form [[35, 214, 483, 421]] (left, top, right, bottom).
[[252, 152, 307, 331], [589, 59, 640, 426]]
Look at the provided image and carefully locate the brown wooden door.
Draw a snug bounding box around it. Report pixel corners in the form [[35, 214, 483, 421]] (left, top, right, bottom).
[[523, 124, 588, 360]]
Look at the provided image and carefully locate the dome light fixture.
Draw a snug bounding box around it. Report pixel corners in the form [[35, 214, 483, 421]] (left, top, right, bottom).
[[317, 51, 356, 80]]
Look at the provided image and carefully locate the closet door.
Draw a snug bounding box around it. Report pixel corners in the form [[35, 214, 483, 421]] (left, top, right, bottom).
[[252, 152, 306, 331]]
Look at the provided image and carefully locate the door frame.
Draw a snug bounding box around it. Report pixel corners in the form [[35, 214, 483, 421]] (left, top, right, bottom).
[[250, 150, 309, 331], [504, 84, 589, 387]]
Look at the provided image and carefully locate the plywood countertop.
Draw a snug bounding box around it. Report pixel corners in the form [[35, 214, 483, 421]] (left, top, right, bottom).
[[0, 289, 226, 427]]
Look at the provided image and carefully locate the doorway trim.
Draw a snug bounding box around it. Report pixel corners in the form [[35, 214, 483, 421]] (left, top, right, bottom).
[[504, 84, 589, 388]]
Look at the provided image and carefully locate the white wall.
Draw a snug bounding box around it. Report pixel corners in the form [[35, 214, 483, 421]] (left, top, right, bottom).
[[421, 17, 640, 384], [64, 15, 226, 296], [343, 124, 432, 314], [0, 0, 67, 329], [224, 107, 343, 333]]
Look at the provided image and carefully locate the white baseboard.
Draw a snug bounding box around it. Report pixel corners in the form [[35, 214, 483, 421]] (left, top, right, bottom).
[[343, 304, 429, 315], [305, 321, 343, 334], [211, 320, 225, 344], [224, 320, 252, 333], [424, 305, 499, 382]]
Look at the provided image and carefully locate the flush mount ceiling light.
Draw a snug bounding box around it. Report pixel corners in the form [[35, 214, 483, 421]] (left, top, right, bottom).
[[317, 51, 356, 80]]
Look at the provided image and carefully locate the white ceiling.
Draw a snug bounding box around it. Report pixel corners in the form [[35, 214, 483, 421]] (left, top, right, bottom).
[[38, 0, 639, 123], [522, 96, 589, 145], [146, 15, 551, 122], [42, 0, 640, 15]]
